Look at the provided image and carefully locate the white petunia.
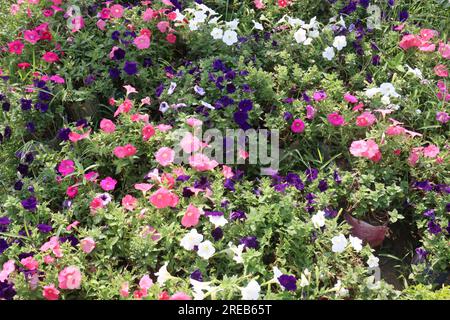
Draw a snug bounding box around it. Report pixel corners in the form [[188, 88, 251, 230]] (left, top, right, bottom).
[[228, 242, 245, 264], [155, 262, 171, 286], [208, 215, 228, 227], [252, 20, 264, 31], [349, 235, 363, 252], [322, 46, 335, 61], [367, 255, 379, 268], [210, 27, 224, 40], [333, 35, 347, 51], [331, 234, 348, 253], [294, 28, 307, 44], [226, 19, 239, 30], [311, 210, 326, 228], [365, 87, 380, 98], [167, 82, 177, 95], [180, 229, 203, 251], [197, 240, 216, 260], [222, 30, 238, 46], [379, 83, 400, 98], [299, 273, 309, 287], [272, 266, 283, 284], [241, 280, 260, 300]]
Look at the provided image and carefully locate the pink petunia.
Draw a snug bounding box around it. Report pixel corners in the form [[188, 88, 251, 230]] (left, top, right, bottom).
[[149, 187, 179, 209], [438, 42, 450, 59], [291, 119, 305, 133], [344, 93, 358, 104], [100, 118, 116, 133], [8, 40, 24, 54], [100, 177, 117, 191], [142, 124, 155, 140], [134, 34, 150, 50], [110, 4, 124, 19], [434, 64, 448, 77], [122, 194, 137, 211], [180, 132, 202, 153], [80, 237, 96, 254], [20, 256, 39, 270], [24, 29, 40, 44], [114, 144, 137, 158], [181, 204, 202, 228], [327, 113, 345, 126], [155, 147, 175, 166], [66, 185, 78, 198], [42, 52, 59, 63], [399, 34, 422, 50], [58, 266, 82, 290], [423, 145, 440, 158], [139, 275, 153, 290], [356, 112, 376, 127], [43, 284, 60, 300], [188, 153, 218, 172], [170, 292, 191, 300], [350, 139, 381, 162], [157, 21, 170, 33], [58, 159, 75, 176]]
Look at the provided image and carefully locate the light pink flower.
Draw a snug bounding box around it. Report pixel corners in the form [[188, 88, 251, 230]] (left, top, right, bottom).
[[110, 4, 124, 19], [100, 177, 117, 191], [142, 8, 154, 22], [122, 194, 137, 211], [419, 29, 438, 41], [254, 0, 265, 9], [80, 237, 96, 254], [149, 187, 179, 209], [305, 105, 316, 120], [58, 159, 75, 176], [134, 34, 150, 50], [139, 275, 153, 290], [114, 144, 137, 158], [350, 139, 381, 162], [155, 147, 175, 166], [43, 284, 60, 300], [436, 111, 450, 124], [438, 42, 450, 59], [20, 256, 39, 270], [180, 132, 202, 153], [157, 124, 172, 132], [0, 260, 15, 282], [100, 118, 116, 133], [96, 19, 106, 30], [423, 145, 439, 158], [40, 236, 63, 258], [134, 183, 153, 193], [157, 21, 170, 33], [188, 153, 218, 172], [181, 204, 202, 228], [120, 282, 129, 297], [222, 165, 234, 179], [385, 125, 406, 136], [170, 292, 191, 300], [58, 266, 82, 290]]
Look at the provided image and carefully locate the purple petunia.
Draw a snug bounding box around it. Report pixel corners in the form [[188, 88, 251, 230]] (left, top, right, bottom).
[[278, 274, 297, 291], [239, 236, 259, 250], [21, 196, 38, 212], [123, 61, 138, 75]]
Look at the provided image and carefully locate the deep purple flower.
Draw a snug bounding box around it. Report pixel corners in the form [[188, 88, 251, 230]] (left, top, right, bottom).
[[0, 281, 16, 300], [446, 203, 450, 213], [155, 83, 164, 98], [224, 178, 235, 191], [427, 220, 442, 235], [212, 59, 225, 72], [278, 274, 297, 291], [176, 175, 191, 182], [359, 0, 369, 8], [2, 101, 10, 111], [230, 210, 247, 221], [226, 83, 236, 94], [415, 181, 433, 192], [37, 224, 53, 233], [194, 176, 210, 190], [318, 180, 328, 192], [14, 180, 23, 191], [211, 227, 223, 241], [20, 98, 32, 111], [109, 67, 121, 79], [274, 183, 289, 193], [399, 10, 408, 22], [305, 168, 318, 182], [372, 55, 381, 65], [286, 173, 304, 191], [123, 61, 138, 75], [26, 122, 36, 133], [305, 193, 316, 204], [21, 196, 38, 212], [17, 164, 29, 176], [0, 238, 9, 254], [204, 211, 224, 217], [239, 236, 259, 250], [57, 127, 71, 141], [190, 269, 203, 282], [283, 112, 293, 120], [0, 216, 11, 226], [340, 1, 357, 15]]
